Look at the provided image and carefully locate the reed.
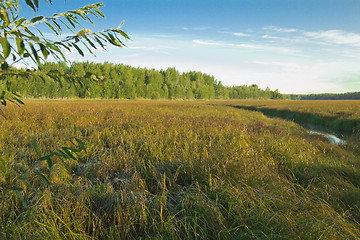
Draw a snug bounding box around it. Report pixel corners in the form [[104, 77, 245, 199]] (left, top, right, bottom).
[[1, 100, 359, 239], [218, 99, 360, 134]]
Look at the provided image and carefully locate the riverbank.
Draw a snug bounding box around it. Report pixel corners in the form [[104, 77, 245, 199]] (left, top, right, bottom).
[[214, 100, 360, 136]]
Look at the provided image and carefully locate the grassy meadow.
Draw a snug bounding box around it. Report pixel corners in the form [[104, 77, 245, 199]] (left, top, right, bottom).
[[217, 100, 360, 134], [1, 100, 360, 239]]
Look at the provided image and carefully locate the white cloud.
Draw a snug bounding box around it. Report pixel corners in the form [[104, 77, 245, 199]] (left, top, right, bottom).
[[247, 60, 301, 71], [182, 26, 211, 31], [218, 31, 251, 37], [122, 53, 144, 58], [193, 39, 259, 48], [261, 35, 299, 42], [262, 35, 282, 40], [263, 26, 298, 33], [304, 30, 360, 47], [127, 45, 175, 54], [233, 32, 250, 37], [192, 39, 222, 46], [192, 39, 298, 54]]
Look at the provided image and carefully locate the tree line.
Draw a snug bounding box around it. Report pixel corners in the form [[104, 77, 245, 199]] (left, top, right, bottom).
[[2, 61, 285, 100], [292, 92, 360, 100]]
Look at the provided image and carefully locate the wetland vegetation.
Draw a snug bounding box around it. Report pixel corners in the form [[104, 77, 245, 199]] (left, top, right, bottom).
[[1, 100, 360, 239], [221, 100, 360, 137]]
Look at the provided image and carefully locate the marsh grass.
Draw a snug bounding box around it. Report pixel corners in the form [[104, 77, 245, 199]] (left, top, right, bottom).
[[1, 100, 360, 239], [220, 99, 360, 135]]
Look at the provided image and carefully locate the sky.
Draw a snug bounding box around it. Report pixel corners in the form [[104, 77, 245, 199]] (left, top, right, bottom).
[[20, 0, 360, 94]]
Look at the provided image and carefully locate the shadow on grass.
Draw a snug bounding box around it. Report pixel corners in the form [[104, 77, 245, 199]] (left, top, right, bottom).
[[229, 105, 359, 139]]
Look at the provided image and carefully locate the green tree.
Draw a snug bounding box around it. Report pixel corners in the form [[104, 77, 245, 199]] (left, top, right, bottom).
[[271, 89, 283, 99], [0, 0, 129, 211], [0, 0, 129, 114]]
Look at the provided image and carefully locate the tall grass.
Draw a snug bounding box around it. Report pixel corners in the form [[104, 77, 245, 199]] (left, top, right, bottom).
[[1, 100, 359, 239], [218, 99, 360, 134]]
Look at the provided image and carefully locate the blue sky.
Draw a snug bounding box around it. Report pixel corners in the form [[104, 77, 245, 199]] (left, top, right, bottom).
[[21, 0, 360, 94]]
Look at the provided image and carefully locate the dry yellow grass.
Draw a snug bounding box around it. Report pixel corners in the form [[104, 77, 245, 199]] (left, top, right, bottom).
[[212, 99, 360, 133], [1, 100, 360, 239]]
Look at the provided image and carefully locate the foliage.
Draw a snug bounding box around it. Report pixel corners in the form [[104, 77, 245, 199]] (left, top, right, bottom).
[[1, 125, 85, 212], [1, 100, 360, 239], [0, 0, 129, 110], [294, 92, 360, 100], [2, 61, 285, 100], [0, 0, 127, 218]]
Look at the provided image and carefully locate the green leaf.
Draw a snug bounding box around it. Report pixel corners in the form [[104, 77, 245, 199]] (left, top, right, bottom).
[[55, 149, 70, 159], [33, 171, 50, 186], [13, 190, 28, 208], [1, 62, 9, 71], [25, 0, 36, 12], [29, 42, 40, 65], [84, 36, 96, 49], [111, 29, 130, 40], [75, 29, 89, 37], [34, 0, 39, 8], [6, 97, 21, 106], [35, 27, 45, 39], [94, 36, 105, 49], [0, 38, 11, 59], [38, 74, 47, 84], [11, 92, 22, 98], [72, 43, 84, 56], [75, 138, 86, 150], [7, 97, 21, 107], [65, 147, 81, 153], [15, 18, 26, 27], [9, 186, 24, 191], [45, 22, 59, 35], [118, 20, 125, 29], [94, 8, 104, 18], [52, 20, 62, 33], [61, 147, 77, 160], [31, 139, 41, 157], [59, 19, 73, 32], [12, 96, 24, 105], [36, 154, 53, 169], [24, 28, 37, 38], [39, 43, 49, 59], [65, 15, 76, 28], [16, 38, 25, 56], [30, 16, 44, 23], [46, 156, 53, 169], [0, 9, 10, 27]]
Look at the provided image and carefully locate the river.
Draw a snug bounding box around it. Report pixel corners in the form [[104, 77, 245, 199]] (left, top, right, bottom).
[[308, 130, 346, 145]]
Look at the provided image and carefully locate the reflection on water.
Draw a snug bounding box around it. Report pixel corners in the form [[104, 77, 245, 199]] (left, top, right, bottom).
[[308, 130, 346, 145]]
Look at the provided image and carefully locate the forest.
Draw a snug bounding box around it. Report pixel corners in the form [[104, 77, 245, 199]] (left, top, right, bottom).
[[294, 92, 360, 100], [1, 62, 285, 100]]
